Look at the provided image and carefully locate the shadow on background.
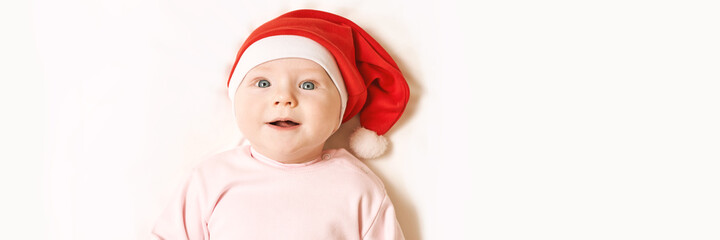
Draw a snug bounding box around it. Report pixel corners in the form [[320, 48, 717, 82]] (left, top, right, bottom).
[[325, 38, 424, 239]]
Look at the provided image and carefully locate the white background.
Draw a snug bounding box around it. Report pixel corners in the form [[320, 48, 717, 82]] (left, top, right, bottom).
[[2, 0, 719, 239]]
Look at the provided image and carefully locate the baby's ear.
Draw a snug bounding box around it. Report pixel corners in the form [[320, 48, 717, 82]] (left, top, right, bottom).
[[349, 127, 388, 159]]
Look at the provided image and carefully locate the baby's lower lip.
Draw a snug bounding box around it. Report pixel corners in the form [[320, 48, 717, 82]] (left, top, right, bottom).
[[266, 121, 301, 130]]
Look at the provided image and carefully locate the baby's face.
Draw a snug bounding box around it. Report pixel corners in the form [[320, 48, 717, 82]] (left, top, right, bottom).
[[234, 58, 342, 162]]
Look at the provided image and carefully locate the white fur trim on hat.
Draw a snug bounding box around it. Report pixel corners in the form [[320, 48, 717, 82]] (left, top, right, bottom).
[[349, 127, 388, 159], [228, 35, 348, 125]]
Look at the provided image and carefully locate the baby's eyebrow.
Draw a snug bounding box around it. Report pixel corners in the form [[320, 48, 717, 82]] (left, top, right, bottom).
[[241, 76, 267, 85], [249, 66, 273, 73], [300, 70, 332, 79]]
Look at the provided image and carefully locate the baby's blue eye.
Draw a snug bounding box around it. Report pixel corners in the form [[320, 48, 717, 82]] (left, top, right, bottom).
[[300, 81, 315, 90], [256, 80, 271, 88]]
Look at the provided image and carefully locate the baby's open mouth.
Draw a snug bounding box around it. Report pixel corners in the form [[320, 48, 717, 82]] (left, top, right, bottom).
[[268, 120, 300, 128]]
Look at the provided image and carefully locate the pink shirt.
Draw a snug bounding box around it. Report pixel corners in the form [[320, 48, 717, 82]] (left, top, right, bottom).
[[151, 143, 405, 239]]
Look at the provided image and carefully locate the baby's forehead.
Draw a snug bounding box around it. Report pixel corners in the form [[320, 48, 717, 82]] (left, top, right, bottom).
[[254, 60, 320, 70], [249, 58, 331, 77]]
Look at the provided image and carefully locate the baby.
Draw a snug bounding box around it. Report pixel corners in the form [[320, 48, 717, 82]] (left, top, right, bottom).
[[152, 9, 409, 239]]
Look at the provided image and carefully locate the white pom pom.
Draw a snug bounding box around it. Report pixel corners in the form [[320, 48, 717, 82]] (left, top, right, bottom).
[[349, 127, 388, 159]]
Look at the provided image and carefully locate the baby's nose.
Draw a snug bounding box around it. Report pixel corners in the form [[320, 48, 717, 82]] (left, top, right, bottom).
[[273, 95, 297, 108]]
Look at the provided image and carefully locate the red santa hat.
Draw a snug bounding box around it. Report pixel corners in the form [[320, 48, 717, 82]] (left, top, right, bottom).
[[227, 9, 409, 159]]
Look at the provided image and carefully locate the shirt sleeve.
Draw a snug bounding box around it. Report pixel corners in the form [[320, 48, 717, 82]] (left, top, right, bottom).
[[361, 194, 405, 240], [151, 169, 209, 240]]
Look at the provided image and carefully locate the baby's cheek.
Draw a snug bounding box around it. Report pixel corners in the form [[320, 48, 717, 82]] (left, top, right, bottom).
[[234, 100, 261, 128], [320, 113, 342, 136], [320, 93, 342, 113], [315, 102, 340, 122]]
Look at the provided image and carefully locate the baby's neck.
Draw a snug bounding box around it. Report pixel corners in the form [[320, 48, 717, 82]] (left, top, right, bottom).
[[250, 145, 323, 164]]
